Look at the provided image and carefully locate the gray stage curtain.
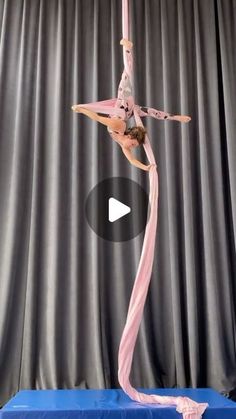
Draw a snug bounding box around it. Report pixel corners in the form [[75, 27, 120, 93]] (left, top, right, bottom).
[[0, 0, 236, 406]]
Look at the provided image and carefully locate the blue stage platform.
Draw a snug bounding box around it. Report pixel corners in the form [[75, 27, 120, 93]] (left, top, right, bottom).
[[0, 388, 235, 419]]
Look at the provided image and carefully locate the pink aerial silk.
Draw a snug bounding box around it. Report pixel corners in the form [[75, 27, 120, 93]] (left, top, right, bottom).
[[118, 106, 208, 419], [77, 0, 208, 417], [117, 4, 208, 417]]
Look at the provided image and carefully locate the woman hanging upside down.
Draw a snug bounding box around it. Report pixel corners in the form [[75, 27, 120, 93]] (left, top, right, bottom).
[[72, 39, 191, 171]]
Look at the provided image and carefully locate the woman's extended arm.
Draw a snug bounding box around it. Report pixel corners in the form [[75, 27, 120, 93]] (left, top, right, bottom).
[[71, 106, 126, 133], [122, 147, 152, 171]]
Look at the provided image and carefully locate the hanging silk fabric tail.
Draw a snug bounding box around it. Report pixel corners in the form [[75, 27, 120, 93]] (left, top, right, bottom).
[[117, 1, 208, 418]]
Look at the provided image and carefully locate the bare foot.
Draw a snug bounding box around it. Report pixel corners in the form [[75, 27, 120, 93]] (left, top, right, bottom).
[[71, 104, 82, 112], [176, 115, 191, 123], [120, 38, 133, 49]]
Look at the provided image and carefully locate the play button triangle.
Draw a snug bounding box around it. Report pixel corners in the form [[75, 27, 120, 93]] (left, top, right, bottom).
[[85, 177, 149, 241], [108, 197, 131, 222]]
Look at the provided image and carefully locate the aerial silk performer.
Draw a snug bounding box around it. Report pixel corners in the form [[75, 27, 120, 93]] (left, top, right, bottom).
[[72, 1, 208, 418], [72, 38, 190, 171]]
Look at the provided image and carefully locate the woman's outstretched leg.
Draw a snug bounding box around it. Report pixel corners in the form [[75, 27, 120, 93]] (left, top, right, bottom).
[[115, 39, 134, 120], [72, 99, 125, 119], [137, 106, 191, 123], [71, 106, 126, 133], [120, 38, 133, 77]]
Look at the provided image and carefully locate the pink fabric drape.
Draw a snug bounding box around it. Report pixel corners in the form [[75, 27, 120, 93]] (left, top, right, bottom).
[[117, 1, 208, 418], [117, 108, 208, 419]]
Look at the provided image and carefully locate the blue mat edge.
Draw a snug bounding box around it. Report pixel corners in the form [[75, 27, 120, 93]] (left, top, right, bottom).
[[1, 388, 235, 419]]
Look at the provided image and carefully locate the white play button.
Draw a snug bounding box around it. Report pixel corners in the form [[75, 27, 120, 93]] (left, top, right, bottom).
[[108, 197, 131, 222], [85, 177, 149, 241]]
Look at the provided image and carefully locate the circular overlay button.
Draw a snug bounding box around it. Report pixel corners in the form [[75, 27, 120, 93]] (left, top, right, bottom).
[[85, 177, 149, 242]]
